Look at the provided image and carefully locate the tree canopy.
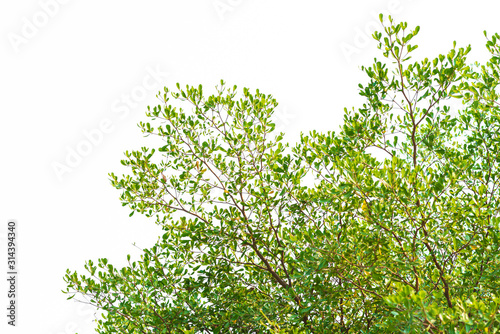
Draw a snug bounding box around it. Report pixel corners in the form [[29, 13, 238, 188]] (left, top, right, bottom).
[[64, 16, 500, 333]]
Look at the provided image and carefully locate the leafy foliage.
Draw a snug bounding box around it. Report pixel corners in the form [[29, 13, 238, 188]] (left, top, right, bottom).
[[64, 16, 500, 333]]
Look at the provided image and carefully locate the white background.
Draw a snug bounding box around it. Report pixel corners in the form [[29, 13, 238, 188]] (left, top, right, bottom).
[[0, 0, 498, 333]]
